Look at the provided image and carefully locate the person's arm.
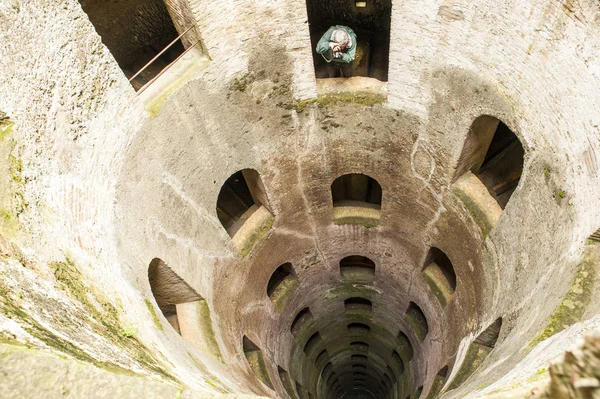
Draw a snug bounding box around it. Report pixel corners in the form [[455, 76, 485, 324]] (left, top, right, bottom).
[[316, 26, 336, 54], [340, 42, 356, 63]]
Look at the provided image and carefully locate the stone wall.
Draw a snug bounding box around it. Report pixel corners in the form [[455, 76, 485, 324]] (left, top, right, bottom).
[[0, 0, 599, 398]]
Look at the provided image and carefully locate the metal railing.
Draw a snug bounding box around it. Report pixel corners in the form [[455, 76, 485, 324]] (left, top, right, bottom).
[[129, 25, 201, 95]]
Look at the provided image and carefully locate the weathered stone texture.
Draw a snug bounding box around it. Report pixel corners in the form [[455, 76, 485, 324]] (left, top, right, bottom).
[[0, 0, 600, 398]]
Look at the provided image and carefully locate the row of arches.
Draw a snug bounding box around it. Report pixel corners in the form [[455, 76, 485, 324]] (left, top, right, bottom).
[[216, 115, 524, 256], [145, 252, 500, 398]]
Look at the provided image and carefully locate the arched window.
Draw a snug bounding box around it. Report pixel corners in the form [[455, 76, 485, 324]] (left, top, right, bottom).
[[77, 0, 203, 91], [305, 0, 391, 81], [453, 116, 524, 235], [267, 263, 299, 311], [427, 366, 450, 398], [391, 350, 404, 374], [348, 322, 371, 335], [243, 336, 274, 388], [345, 297, 373, 314], [350, 341, 369, 352], [315, 349, 330, 368], [422, 247, 457, 307], [447, 318, 502, 391], [148, 258, 221, 357], [340, 255, 376, 282], [278, 367, 298, 399], [397, 330, 414, 361], [291, 307, 314, 338], [405, 302, 428, 342], [304, 332, 323, 358], [217, 169, 274, 255], [331, 174, 382, 227]]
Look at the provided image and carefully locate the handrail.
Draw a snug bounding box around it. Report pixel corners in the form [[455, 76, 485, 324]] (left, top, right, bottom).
[[136, 38, 202, 95], [128, 25, 195, 84]]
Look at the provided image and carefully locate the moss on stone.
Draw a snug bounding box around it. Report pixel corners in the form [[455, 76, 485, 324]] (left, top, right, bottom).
[[144, 298, 163, 331], [447, 343, 492, 391], [239, 214, 274, 257], [529, 244, 597, 347], [290, 92, 385, 113], [423, 264, 454, 307], [325, 284, 377, 301], [0, 119, 14, 142], [0, 208, 20, 237], [46, 255, 181, 385], [197, 299, 223, 362], [333, 216, 380, 228], [245, 350, 273, 389], [271, 277, 300, 313], [426, 374, 447, 399], [406, 308, 428, 343], [452, 185, 495, 238]]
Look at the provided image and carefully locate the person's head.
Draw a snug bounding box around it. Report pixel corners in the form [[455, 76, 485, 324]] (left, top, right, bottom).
[[331, 29, 351, 49]]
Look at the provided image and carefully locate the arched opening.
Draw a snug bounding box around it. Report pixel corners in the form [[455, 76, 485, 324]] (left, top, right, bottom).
[[422, 247, 457, 307], [217, 169, 274, 254], [447, 318, 503, 391], [278, 366, 298, 399], [304, 332, 323, 358], [291, 307, 314, 338], [406, 302, 428, 343], [78, 0, 202, 90], [305, 0, 392, 81], [453, 116, 524, 234], [267, 263, 299, 311], [397, 330, 414, 361], [243, 336, 274, 389], [340, 255, 376, 282], [148, 258, 221, 357], [345, 297, 373, 314], [427, 365, 449, 398], [348, 322, 371, 335], [331, 174, 382, 227]]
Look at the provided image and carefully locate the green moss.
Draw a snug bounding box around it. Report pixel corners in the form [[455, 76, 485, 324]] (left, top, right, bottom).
[[46, 255, 180, 384], [0, 119, 14, 142], [447, 343, 492, 390], [290, 92, 385, 113], [197, 300, 223, 362], [270, 276, 300, 312], [426, 374, 447, 399], [0, 208, 20, 237], [0, 290, 137, 377], [543, 165, 551, 179], [452, 185, 495, 238], [529, 245, 597, 347], [325, 284, 377, 301], [423, 265, 454, 307], [239, 214, 274, 257], [120, 323, 137, 338], [50, 257, 91, 309], [316, 92, 385, 107], [144, 298, 163, 331], [406, 309, 428, 343], [279, 369, 299, 399], [245, 350, 273, 389], [333, 216, 380, 228], [9, 154, 23, 185]]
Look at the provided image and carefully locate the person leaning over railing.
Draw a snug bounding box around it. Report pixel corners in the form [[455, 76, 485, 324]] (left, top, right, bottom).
[[316, 25, 357, 78]]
